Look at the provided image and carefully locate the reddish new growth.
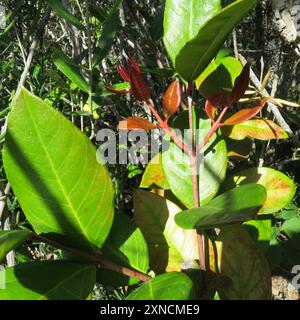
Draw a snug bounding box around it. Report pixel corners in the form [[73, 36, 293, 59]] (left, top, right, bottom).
[[104, 55, 151, 102], [200, 63, 269, 150]]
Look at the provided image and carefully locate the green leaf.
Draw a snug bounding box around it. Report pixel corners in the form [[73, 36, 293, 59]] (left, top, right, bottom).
[[279, 202, 299, 220], [134, 190, 198, 274], [175, 183, 266, 230], [126, 272, 195, 300], [195, 56, 242, 98], [0, 261, 95, 300], [140, 153, 170, 189], [281, 217, 300, 238], [222, 167, 297, 214], [0, 230, 30, 263], [46, 0, 85, 30], [217, 225, 272, 300], [162, 110, 227, 208], [243, 219, 272, 252], [175, 0, 258, 81], [163, 0, 221, 66], [51, 45, 89, 93], [3, 88, 114, 252], [97, 213, 149, 287], [222, 119, 289, 140], [92, 12, 119, 67]]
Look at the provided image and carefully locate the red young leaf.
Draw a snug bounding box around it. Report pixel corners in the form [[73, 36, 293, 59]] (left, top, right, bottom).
[[162, 80, 182, 119], [117, 65, 130, 82], [118, 117, 157, 130], [223, 98, 269, 125], [205, 99, 217, 122], [227, 63, 250, 106], [116, 56, 151, 102]]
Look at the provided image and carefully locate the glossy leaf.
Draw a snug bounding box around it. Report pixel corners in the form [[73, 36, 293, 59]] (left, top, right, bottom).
[[118, 117, 156, 130], [51, 45, 89, 93], [222, 167, 296, 214], [46, 0, 85, 30], [175, 183, 266, 230], [0, 230, 30, 263], [163, 110, 227, 208], [140, 153, 170, 189], [223, 98, 268, 125], [3, 88, 114, 252], [196, 56, 243, 98], [175, 0, 258, 81], [134, 190, 198, 273], [222, 119, 289, 140], [0, 261, 95, 300], [217, 225, 272, 300], [162, 80, 182, 119], [126, 272, 195, 300], [97, 213, 149, 287], [163, 0, 221, 65], [227, 63, 250, 106], [92, 12, 119, 67]]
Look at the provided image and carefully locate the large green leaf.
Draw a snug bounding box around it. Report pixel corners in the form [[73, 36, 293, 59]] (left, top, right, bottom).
[[162, 110, 227, 209], [97, 213, 149, 286], [217, 225, 272, 300], [140, 153, 170, 189], [51, 45, 89, 93], [3, 88, 114, 252], [134, 190, 198, 274], [163, 0, 221, 65], [46, 0, 85, 30], [222, 167, 296, 214], [195, 56, 242, 98], [126, 272, 194, 300], [175, 183, 266, 230], [0, 261, 95, 300], [0, 230, 30, 263], [175, 0, 258, 81]]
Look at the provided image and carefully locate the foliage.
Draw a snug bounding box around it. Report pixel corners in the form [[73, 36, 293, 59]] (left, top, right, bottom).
[[0, 0, 299, 301]]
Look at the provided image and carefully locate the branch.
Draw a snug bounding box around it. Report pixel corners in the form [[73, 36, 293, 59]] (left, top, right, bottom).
[[238, 53, 293, 135], [146, 101, 192, 155], [30, 233, 151, 283]]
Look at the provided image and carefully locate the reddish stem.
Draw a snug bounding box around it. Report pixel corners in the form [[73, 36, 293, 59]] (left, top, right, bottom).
[[146, 100, 192, 155], [198, 106, 229, 151]]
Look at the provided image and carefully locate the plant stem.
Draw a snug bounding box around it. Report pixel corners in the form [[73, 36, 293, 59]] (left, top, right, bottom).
[[187, 83, 205, 270], [198, 106, 229, 151], [29, 233, 151, 282], [146, 101, 191, 155]]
